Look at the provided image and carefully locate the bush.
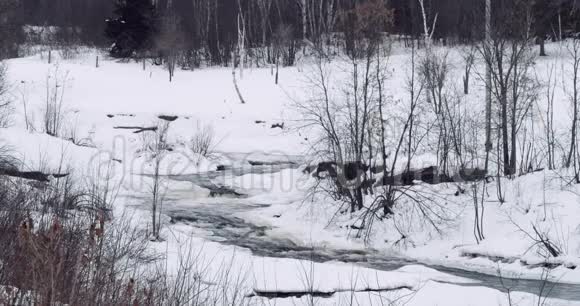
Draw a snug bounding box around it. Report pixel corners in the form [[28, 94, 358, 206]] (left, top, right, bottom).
[[189, 122, 216, 159], [0, 169, 156, 305], [43, 65, 68, 137]]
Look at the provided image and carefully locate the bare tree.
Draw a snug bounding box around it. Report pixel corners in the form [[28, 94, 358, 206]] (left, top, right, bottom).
[[236, 0, 247, 79], [480, 0, 536, 176], [256, 0, 273, 47], [297, 0, 307, 41], [381, 38, 424, 218], [565, 38, 580, 181], [417, 0, 438, 47], [544, 63, 557, 170], [145, 121, 170, 241], [296, 52, 373, 212], [232, 1, 248, 103], [272, 24, 293, 84], [484, 0, 493, 173], [297, 1, 394, 214]]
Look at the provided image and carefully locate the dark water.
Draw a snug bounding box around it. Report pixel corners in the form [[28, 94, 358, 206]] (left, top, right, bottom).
[[161, 162, 580, 302]]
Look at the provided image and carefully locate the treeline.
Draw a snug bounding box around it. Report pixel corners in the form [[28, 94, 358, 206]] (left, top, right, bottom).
[[2, 0, 580, 63]]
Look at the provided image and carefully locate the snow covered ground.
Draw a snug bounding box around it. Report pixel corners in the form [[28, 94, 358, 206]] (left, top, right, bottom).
[[1, 44, 580, 305]]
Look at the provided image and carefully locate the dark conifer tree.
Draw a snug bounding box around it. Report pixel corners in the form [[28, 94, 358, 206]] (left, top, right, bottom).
[[105, 0, 157, 58], [533, 0, 559, 56], [0, 0, 24, 59]]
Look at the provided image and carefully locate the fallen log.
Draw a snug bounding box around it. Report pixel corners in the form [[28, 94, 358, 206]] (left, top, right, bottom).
[[248, 160, 296, 166], [0, 168, 69, 182], [113, 126, 158, 134]]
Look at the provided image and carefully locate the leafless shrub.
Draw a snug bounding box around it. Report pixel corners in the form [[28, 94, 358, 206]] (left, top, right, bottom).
[[0, 163, 157, 305], [189, 121, 216, 160], [509, 216, 562, 259], [17, 82, 35, 132], [43, 65, 69, 137]]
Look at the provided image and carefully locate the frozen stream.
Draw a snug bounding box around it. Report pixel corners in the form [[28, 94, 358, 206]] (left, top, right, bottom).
[[159, 163, 580, 302]]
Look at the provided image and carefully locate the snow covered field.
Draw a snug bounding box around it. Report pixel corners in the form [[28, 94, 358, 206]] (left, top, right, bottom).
[[1, 44, 580, 305]]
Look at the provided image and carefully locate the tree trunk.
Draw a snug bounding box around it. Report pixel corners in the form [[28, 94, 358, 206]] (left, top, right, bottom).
[[301, 0, 307, 40], [484, 0, 492, 173], [232, 70, 246, 103], [501, 90, 510, 175], [510, 98, 517, 175], [539, 36, 546, 56], [568, 58, 579, 169], [275, 57, 279, 84], [355, 188, 363, 211], [567, 117, 576, 168]]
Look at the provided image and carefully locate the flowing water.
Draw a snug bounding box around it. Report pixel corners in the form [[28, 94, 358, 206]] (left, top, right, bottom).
[[160, 162, 580, 301]]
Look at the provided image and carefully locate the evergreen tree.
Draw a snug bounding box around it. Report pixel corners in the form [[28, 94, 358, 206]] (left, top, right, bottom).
[[105, 0, 157, 58], [0, 0, 24, 60]]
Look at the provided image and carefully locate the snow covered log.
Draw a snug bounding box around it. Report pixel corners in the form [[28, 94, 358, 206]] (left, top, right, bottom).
[[0, 167, 69, 182], [113, 126, 158, 134]]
